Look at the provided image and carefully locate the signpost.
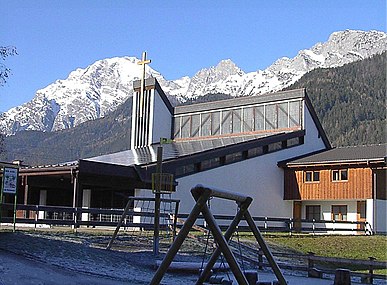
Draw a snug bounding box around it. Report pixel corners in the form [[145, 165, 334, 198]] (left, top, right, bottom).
[[1, 164, 19, 232]]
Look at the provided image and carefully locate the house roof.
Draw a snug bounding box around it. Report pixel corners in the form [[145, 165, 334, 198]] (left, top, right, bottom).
[[281, 144, 387, 167]]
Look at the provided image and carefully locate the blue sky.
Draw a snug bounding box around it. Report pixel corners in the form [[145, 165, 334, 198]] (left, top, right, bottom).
[[1, 0, 385, 112]]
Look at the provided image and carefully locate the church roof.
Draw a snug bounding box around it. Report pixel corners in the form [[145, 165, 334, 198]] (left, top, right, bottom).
[[83, 131, 301, 167], [79, 129, 304, 182]]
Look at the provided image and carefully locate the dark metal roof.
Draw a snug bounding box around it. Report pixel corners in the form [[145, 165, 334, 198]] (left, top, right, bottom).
[[83, 132, 287, 167], [283, 144, 387, 166], [174, 88, 306, 115]]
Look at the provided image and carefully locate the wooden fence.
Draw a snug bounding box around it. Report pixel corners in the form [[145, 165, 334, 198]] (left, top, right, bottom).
[[0, 203, 373, 235], [256, 249, 387, 284], [1, 203, 386, 283]]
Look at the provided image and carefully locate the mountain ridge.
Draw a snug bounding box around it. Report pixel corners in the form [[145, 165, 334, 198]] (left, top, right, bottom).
[[2, 52, 385, 165], [1, 29, 386, 136]]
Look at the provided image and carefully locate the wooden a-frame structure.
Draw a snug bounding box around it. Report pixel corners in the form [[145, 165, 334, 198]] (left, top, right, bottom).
[[150, 184, 287, 285]]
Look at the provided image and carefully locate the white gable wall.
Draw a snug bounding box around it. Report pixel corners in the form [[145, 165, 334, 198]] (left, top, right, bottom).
[[150, 89, 173, 144], [174, 103, 327, 217]]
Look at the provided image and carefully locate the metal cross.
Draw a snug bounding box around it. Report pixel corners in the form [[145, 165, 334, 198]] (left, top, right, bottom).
[[138, 51, 151, 117]]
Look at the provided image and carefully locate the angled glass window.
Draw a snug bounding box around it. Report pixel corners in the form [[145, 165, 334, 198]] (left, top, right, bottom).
[[180, 116, 191, 138], [191, 114, 200, 137], [211, 111, 221, 136], [221, 110, 232, 134], [174, 117, 181, 139], [265, 104, 277, 130], [254, 105, 265, 131], [201, 113, 211, 137], [242, 107, 254, 132], [278, 102, 288, 129], [232, 109, 242, 133], [289, 100, 302, 128]]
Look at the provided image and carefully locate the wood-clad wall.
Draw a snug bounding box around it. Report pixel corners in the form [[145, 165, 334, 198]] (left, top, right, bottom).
[[284, 167, 373, 200]]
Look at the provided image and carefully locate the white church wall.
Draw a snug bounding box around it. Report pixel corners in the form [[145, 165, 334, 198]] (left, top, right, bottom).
[[366, 199, 374, 232], [150, 89, 173, 144], [174, 101, 327, 218], [375, 199, 387, 234]]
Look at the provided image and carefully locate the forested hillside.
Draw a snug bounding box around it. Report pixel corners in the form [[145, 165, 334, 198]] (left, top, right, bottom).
[[285, 52, 386, 147]]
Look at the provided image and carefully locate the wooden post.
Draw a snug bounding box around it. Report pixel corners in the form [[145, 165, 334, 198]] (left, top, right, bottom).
[[258, 249, 263, 270], [107, 198, 133, 250], [150, 190, 211, 285], [308, 252, 315, 269], [172, 200, 179, 241], [72, 170, 78, 232], [334, 268, 351, 285], [23, 176, 29, 218], [368, 257, 375, 284]]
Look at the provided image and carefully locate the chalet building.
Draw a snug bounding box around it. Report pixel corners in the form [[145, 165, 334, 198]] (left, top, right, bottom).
[[280, 144, 387, 234], [10, 77, 333, 224]]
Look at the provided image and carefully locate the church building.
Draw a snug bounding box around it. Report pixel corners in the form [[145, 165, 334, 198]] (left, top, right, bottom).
[[12, 75, 386, 233]]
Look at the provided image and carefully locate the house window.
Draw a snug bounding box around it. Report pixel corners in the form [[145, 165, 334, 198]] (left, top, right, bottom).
[[306, 205, 321, 221], [332, 205, 347, 221], [332, 169, 348, 181], [305, 171, 320, 182]]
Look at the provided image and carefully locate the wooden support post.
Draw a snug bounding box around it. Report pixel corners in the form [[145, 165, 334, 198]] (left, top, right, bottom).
[[172, 200, 179, 241], [197, 197, 252, 284], [244, 211, 287, 285], [199, 204, 249, 285], [334, 268, 351, 285], [72, 171, 78, 232], [150, 191, 211, 285], [150, 185, 287, 285], [23, 176, 29, 218], [106, 198, 133, 250], [368, 257, 375, 284], [308, 251, 315, 270]]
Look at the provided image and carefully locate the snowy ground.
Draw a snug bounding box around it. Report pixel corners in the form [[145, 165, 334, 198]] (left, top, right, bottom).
[[0, 228, 385, 285]]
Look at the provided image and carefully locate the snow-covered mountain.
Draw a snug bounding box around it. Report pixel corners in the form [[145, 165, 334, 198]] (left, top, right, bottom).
[[1, 30, 386, 135], [0, 57, 168, 135], [164, 29, 387, 101]]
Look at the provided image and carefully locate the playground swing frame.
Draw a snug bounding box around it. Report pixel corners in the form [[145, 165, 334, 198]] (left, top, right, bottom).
[[150, 184, 287, 285]]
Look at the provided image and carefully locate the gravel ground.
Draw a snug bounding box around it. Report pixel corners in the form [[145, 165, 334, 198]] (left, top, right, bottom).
[[0, 228, 384, 285], [0, 229, 200, 285]]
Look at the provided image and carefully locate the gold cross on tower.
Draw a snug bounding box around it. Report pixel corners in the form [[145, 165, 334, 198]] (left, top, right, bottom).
[[138, 51, 151, 117]]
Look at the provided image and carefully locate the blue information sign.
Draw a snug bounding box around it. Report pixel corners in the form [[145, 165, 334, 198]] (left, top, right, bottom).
[[2, 167, 18, 194]]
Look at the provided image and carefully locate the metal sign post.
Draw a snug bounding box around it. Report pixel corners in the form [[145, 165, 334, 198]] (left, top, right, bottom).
[[1, 165, 19, 232], [153, 146, 163, 256]]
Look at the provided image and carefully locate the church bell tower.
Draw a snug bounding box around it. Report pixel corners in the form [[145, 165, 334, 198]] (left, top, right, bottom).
[[131, 52, 173, 149]]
